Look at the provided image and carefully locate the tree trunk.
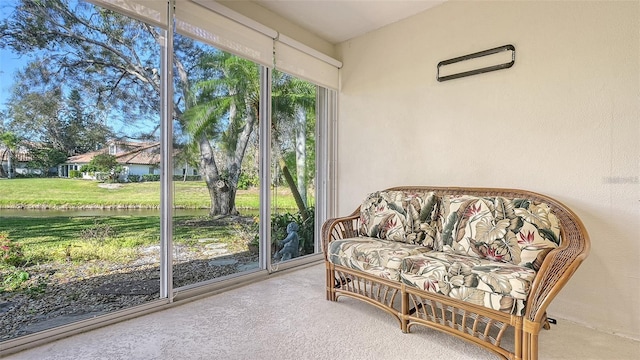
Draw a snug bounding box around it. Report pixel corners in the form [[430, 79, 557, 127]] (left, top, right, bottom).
[[295, 105, 307, 206], [0, 149, 7, 178], [197, 133, 222, 217], [279, 158, 307, 219], [197, 96, 256, 217], [7, 150, 14, 179], [209, 180, 238, 217]]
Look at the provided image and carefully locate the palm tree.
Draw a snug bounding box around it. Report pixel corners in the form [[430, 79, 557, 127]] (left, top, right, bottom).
[[272, 71, 316, 209], [1, 1, 260, 216], [182, 51, 260, 217], [0, 131, 20, 179]]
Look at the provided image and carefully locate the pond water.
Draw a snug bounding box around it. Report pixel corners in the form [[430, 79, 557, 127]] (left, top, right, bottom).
[[0, 208, 258, 218]]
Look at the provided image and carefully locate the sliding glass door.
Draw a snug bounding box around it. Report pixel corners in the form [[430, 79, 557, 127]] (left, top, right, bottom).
[[0, 0, 337, 351], [0, 0, 162, 341], [170, 37, 263, 288], [270, 71, 318, 264]]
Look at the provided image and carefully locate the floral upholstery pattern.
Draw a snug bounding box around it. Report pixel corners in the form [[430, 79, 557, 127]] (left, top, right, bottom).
[[359, 190, 439, 248], [439, 195, 560, 270], [328, 237, 433, 281], [401, 252, 537, 315], [329, 190, 564, 315]]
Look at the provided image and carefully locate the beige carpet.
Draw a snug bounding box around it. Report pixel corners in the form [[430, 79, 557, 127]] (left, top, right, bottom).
[[5, 264, 639, 360]]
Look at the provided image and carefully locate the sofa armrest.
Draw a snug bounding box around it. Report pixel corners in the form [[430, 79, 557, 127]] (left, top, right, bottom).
[[525, 204, 591, 327], [322, 211, 361, 260]]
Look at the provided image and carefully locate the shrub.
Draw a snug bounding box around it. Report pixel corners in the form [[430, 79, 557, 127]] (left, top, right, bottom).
[[79, 164, 98, 173], [0, 233, 26, 267], [0, 270, 29, 293], [80, 219, 115, 244], [237, 172, 259, 190], [69, 170, 82, 178], [172, 175, 202, 181], [14, 173, 42, 179], [142, 174, 160, 182], [128, 175, 141, 183]]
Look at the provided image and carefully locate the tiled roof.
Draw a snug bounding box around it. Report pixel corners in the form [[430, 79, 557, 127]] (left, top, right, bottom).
[[3, 141, 169, 167], [65, 141, 161, 166], [0, 145, 34, 162], [66, 148, 108, 163], [114, 143, 160, 165]]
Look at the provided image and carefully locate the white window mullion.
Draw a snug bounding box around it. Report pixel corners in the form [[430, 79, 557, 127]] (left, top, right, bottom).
[[315, 87, 338, 256], [159, 1, 174, 300], [259, 66, 272, 271]]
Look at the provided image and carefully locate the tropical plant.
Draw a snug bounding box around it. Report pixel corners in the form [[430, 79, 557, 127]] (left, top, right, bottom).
[[0, 270, 30, 293], [182, 51, 261, 216], [83, 153, 122, 181], [272, 71, 316, 210], [0, 1, 318, 217], [0, 232, 26, 267], [0, 131, 20, 179]]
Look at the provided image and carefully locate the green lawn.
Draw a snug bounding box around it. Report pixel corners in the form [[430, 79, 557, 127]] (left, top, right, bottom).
[[0, 215, 246, 264], [0, 178, 299, 209], [0, 178, 304, 267]]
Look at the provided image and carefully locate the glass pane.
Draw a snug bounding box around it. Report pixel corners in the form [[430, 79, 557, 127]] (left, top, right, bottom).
[[171, 34, 261, 288], [270, 71, 317, 263], [0, 1, 161, 341]]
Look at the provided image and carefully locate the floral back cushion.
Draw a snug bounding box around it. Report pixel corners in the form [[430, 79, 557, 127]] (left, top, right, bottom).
[[439, 195, 561, 270], [359, 190, 439, 248]]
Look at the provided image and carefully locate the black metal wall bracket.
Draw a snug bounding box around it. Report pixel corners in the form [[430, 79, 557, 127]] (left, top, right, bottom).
[[437, 44, 515, 82]]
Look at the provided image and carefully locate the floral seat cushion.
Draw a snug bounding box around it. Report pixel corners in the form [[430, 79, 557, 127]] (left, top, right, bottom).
[[401, 252, 537, 315], [439, 195, 561, 270], [328, 237, 433, 281], [359, 190, 439, 248]]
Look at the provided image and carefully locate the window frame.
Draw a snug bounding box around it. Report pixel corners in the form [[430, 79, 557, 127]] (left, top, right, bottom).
[[0, 0, 338, 354]]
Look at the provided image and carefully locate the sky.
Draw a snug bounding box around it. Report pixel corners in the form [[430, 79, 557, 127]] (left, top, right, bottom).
[[0, 49, 29, 110], [0, 3, 24, 113], [0, 1, 160, 139], [0, 5, 157, 140], [0, 40, 157, 138]]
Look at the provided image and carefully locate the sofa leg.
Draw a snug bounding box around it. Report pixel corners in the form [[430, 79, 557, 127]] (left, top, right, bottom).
[[522, 332, 530, 360], [523, 319, 541, 360], [528, 333, 539, 360], [326, 266, 337, 301], [401, 286, 409, 333]]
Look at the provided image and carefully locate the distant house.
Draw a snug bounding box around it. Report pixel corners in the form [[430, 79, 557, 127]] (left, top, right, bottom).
[[59, 140, 198, 181], [0, 143, 44, 177]]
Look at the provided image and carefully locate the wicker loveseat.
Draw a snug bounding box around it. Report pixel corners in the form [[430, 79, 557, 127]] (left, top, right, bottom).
[[322, 186, 589, 360]]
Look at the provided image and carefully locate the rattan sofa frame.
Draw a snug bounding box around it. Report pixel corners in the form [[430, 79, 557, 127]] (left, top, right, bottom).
[[322, 186, 590, 360]]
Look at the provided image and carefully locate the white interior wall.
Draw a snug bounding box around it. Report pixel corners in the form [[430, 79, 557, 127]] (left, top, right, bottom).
[[337, 0, 639, 340]]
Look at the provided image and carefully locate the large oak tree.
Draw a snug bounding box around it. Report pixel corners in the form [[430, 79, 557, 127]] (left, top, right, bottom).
[[0, 0, 262, 216]]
